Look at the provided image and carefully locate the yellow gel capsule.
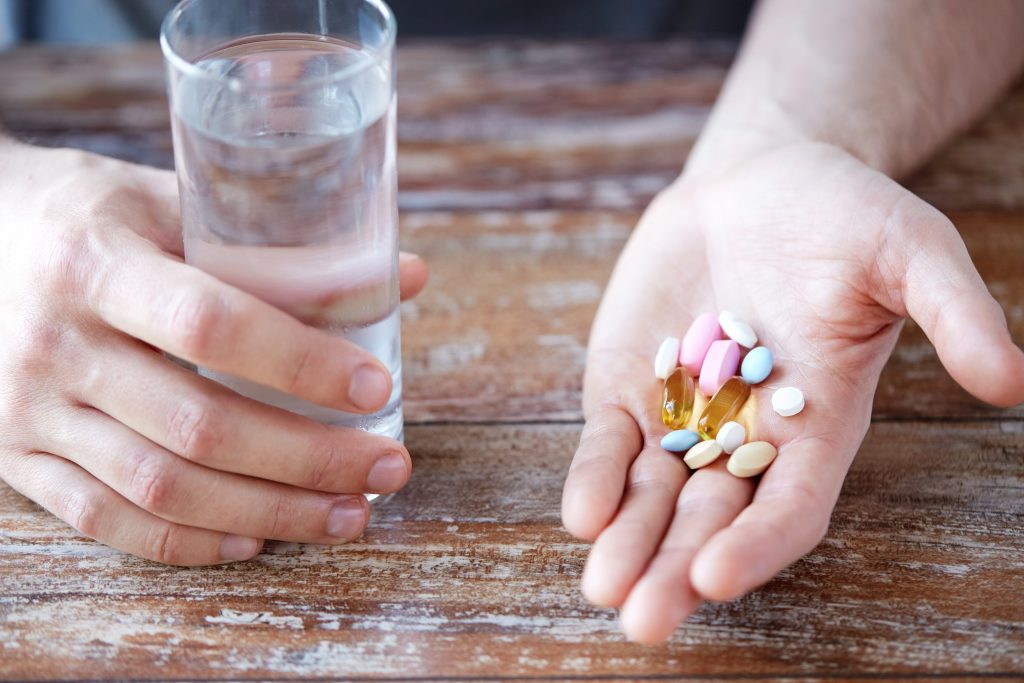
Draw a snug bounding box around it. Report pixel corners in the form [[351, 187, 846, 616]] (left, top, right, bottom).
[[661, 367, 695, 429], [697, 376, 751, 439]]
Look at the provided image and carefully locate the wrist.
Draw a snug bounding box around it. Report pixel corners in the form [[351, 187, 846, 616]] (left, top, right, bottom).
[[683, 93, 903, 181], [683, 96, 814, 180]]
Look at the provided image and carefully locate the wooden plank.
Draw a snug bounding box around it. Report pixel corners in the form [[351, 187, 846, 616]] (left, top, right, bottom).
[[2, 421, 1023, 679], [1, 43, 1023, 213]]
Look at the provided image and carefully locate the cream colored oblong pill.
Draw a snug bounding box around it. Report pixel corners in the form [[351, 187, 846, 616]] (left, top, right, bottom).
[[727, 441, 778, 478], [654, 336, 681, 380], [683, 440, 723, 469]]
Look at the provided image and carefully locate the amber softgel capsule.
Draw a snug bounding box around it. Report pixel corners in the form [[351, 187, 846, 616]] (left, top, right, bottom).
[[661, 367, 695, 430], [696, 376, 750, 439]]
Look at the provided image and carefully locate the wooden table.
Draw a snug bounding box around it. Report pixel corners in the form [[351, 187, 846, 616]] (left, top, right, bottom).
[[1, 41, 1023, 681]]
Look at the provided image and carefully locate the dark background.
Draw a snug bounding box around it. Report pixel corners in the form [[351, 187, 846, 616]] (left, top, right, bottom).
[[1, 0, 753, 44]]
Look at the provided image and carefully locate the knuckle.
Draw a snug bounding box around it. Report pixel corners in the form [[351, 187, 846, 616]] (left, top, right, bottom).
[[167, 397, 224, 463], [676, 494, 735, 518], [35, 225, 96, 299], [75, 358, 108, 400], [286, 346, 316, 396], [267, 493, 296, 539], [628, 456, 684, 494], [627, 474, 676, 501], [268, 497, 288, 540], [126, 451, 176, 515], [656, 542, 701, 559], [605, 516, 657, 543], [143, 523, 187, 566], [8, 319, 65, 376], [306, 439, 345, 492], [578, 410, 639, 452], [81, 185, 131, 224], [568, 451, 619, 480], [166, 289, 230, 359], [62, 490, 103, 538]]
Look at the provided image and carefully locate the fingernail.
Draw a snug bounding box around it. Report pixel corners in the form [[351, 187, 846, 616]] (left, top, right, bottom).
[[348, 365, 390, 411], [366, 453, 408, 492], [219, 534, 260, 562], [326, 498, 367, 540]]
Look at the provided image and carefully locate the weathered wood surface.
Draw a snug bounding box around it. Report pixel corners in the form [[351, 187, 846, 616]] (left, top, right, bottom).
[[1, 42, 1023, 681], [3, 423, 1024, 678], [2, 43, 1022, 423]]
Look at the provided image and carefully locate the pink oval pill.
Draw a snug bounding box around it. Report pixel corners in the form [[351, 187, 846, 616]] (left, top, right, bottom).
[[699, 339, 741, 397], [680, 312, 723, 375]]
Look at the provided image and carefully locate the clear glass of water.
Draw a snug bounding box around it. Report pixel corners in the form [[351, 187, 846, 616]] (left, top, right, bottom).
[[161, 0, 403, 453]]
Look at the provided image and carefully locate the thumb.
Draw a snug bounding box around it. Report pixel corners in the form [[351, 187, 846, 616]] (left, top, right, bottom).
[[882, 200, 1024, 408]]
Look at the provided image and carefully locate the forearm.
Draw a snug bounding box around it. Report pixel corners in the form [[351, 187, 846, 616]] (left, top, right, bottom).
[[686, 0, 1024, 179]]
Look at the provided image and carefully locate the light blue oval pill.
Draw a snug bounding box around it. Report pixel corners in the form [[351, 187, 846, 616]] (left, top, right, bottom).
[[660, 429, 701, 453], [741, 346, 774, 384]]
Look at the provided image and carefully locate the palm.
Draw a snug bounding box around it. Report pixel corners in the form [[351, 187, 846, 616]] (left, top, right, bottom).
[[594, 144, 904, 465], [563, 143, 1024, 641]]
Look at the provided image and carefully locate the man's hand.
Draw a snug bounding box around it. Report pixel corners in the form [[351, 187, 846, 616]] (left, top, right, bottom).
[[561, 141, 1024, 641], [0, 140, 428, 566]]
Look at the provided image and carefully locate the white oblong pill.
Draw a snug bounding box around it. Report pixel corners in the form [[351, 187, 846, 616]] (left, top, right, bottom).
[[772, 387, 805, 417], [727, 441, 778, 478], [654, 336, 681, 380], [683, 440, 723, 469], [718, 311, 757, 349], [718, 309, 740, 324], [715, 421, 746, 454]]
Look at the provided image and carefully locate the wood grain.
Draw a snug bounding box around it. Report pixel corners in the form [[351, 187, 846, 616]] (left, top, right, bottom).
[[400, 209, 1024, 423], [1, 40, 1024, 681], [1, 43, 1023, 214], [2, 422, 1023, 679], [2, 44, 1022, 424]]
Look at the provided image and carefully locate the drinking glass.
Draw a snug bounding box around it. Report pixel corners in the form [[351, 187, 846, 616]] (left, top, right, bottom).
[[161, 0, 403, 452]]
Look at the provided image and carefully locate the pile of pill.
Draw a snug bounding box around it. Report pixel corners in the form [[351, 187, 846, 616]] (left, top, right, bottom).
[[654, 311, 804, 478]]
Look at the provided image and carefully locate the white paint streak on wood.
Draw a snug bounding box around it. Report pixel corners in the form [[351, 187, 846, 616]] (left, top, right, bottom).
[[407, 335, 490, 374], [205, 610, 304, 630], [526, 281, 602, 310]]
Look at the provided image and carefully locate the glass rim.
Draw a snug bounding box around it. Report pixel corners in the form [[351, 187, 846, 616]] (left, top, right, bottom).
[[159, 0, 396, 92]]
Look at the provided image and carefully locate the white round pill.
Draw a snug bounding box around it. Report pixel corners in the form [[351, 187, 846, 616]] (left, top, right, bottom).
[[772, 387, 805, 417], [718, 311, 757, 348], [715, 421, 746, 454], [654, 336, 681, 380]]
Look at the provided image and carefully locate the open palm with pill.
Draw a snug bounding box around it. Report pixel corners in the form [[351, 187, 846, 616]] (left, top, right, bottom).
[[560, 140, 1024, 642]]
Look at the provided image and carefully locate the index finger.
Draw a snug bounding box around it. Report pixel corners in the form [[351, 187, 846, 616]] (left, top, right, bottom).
[[86, 231, 393, 414]]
